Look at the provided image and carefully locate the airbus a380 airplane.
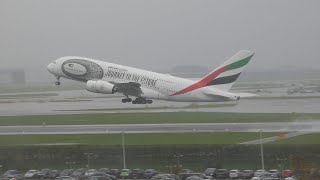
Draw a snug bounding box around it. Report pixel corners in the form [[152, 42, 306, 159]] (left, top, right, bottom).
[[47, 50, 255, 104]]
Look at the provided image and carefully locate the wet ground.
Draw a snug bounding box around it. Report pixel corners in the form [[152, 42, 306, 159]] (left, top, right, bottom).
[[1, 84, 320, 116]]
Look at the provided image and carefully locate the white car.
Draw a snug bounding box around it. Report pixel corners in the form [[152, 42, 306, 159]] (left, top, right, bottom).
[[24, 170, 39, 179], [268, 169, 280, 177], [229, 170, 240, 179], [284, 177, 297, 180], [85, 169, 97, 177], [251, 177, 261, 180], [254, 170, 267, 177]]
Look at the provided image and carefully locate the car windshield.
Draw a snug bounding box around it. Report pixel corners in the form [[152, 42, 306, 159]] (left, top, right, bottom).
[[204, 169, 215, 173]]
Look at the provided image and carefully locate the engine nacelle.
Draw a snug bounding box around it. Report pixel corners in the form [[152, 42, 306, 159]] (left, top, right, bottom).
[[86, 80, 116, 94]]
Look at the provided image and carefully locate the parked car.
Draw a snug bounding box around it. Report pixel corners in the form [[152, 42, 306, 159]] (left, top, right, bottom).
[[98, 168, 111, 174], [151, 174, 178, 180], [181, 169, 193, 174], [2, 170, 22, 177], [85, 169, 98, 177], [2, 174, 24, 180], [215, 169, 229, 179], [281, 170, 293, 178], [130, 168, 144, 179], [268, 169, 280, 178], [120, 169, 131, 179], [24, 170, 39, 179], [251, 177, 262, 180], [49, 170, 61, 179], [38, 168, 52, 179], [144, 169, 159, 179], [179, 173, 210, 180], [261, 173, 280, 180], [60, 169, 74, 177], [71, 168, 87, 180], [55, 176, 77, 180], [110, 169, 120, 178], [185, 176, 205, 180], [204, 168, 216, 177], [254, 170, 267, 177], [90, 172, 116, 180], [89, 176, 112, 180], [229, 169, 240, 179], [284, 176, 297, 180], [241, 170, 254, 179]]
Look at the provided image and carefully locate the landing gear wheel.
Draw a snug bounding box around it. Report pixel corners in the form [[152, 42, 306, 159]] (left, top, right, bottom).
[[55, 77, 61, 86], [122, 98, 133, 103], [131, 97, 153, 104]]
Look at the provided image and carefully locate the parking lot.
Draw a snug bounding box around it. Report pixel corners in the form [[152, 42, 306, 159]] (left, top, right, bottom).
[[0, 167, 302, 180]]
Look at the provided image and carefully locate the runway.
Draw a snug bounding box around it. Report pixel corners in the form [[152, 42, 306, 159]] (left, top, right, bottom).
[[0, 122, 319, 135], [2, 89, 320, 116]]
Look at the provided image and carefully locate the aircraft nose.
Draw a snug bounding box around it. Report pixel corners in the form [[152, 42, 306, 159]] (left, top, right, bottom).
[[47, 63, 54, 73]]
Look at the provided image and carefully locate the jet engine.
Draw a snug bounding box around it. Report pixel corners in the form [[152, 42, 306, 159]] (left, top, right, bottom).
[[86, 80, 117, 94]]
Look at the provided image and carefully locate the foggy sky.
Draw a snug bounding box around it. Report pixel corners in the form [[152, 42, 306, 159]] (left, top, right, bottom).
[[0, 0, 320, 81]]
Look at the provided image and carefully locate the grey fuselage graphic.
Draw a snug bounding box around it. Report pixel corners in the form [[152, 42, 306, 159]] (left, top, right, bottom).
[[61, 59, 104, 82]]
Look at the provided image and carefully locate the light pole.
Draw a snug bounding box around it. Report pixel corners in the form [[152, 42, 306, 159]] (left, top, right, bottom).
[[173, 154, 183, 169], [122, 131, 126, 169], [84, 153, 93, 169], [65, 161, 76, 169], [259, 130, 265, 170]]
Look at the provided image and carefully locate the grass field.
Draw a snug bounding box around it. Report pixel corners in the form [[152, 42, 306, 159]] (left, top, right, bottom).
[[0, 132, 278, 146], [269, 133, 320, 144], [0, 112, 319, 126]]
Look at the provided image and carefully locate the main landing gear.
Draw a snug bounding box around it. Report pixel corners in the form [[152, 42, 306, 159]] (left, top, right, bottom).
[[121, 98, 132, 103], [55, 77, 61, 86], [132, 97, 153, 104], [121, 97, 153, 104]]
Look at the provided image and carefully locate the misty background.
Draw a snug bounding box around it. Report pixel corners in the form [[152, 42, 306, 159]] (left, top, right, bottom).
[[0, 0, 319, 84]]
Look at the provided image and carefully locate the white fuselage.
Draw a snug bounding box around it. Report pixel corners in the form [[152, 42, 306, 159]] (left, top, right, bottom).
[[47, 56, 239, 102]]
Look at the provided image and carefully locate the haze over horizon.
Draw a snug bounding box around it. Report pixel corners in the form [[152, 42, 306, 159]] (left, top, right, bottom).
[[0, 0, 320, 82]]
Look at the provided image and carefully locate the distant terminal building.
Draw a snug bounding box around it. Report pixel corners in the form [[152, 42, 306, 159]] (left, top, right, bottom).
[[0, 69, 26, 84]]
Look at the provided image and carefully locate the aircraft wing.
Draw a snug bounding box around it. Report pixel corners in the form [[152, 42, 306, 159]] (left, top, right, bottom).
[[110, 81, 143, 97]]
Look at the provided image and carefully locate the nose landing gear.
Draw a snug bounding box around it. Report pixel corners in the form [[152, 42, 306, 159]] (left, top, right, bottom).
[[55, 77, 61, 86]]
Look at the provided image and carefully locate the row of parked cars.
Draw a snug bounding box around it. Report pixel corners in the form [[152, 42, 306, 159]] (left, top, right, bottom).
[[202, 168, 296, 180], [0, 168, 298, 180], [0, 168, 160, 180]]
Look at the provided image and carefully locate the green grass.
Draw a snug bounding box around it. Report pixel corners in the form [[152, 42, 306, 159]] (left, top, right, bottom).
[[0, 132, 277, 146], [0, 112, 319, 126], [269, 133, 320, 144]]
